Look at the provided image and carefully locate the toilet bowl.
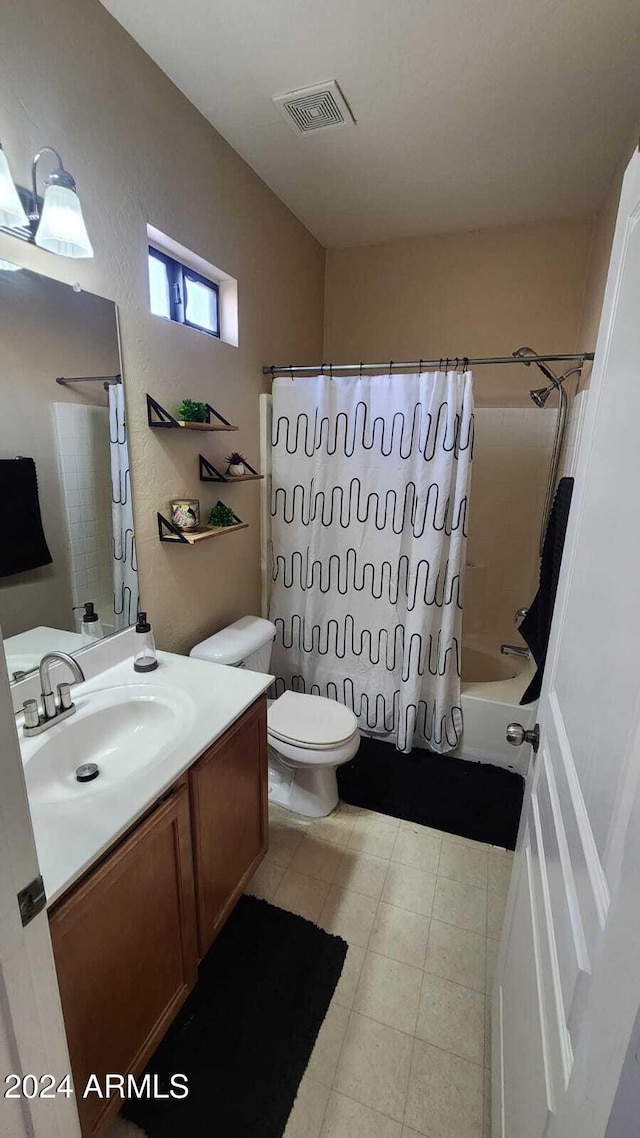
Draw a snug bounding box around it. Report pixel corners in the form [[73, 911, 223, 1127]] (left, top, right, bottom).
[[190, 616, 360, 818]]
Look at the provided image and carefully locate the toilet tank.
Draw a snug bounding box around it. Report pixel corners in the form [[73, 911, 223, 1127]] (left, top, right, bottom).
[[190, 615, 276, 672]]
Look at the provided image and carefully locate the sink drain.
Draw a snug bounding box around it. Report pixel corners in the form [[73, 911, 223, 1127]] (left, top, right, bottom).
[[76, 762, 100, 783]]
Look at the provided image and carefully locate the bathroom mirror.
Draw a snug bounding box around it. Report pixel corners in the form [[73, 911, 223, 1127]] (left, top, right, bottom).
[[0, 258, 138, 683]]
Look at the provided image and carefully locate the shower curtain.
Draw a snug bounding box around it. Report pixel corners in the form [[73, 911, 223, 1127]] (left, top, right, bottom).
[[108, 384, 139, 629], [269, 370, 474, 753]]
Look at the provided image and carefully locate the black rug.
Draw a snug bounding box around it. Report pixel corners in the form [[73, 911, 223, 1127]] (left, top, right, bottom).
[[338, 736, 524, 849], [123, 894, 347, 1138]]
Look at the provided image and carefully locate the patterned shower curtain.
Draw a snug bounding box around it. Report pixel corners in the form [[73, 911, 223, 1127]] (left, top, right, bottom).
[[108, 383, 139, 629], [269, 370, 474, 753]]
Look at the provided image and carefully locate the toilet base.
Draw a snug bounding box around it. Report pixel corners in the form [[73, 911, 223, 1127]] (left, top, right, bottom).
[[268, 749, 340, 818]]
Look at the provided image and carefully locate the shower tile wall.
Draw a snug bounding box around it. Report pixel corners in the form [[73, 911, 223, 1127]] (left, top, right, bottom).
[[53, 403, 114, 632], [464, 407, 556, 646], [559, 388, 589, 478]]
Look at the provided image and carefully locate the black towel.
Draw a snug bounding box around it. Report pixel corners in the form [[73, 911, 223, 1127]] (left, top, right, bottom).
[[0, 458, 53, 578], [519, 476, 574, 705]]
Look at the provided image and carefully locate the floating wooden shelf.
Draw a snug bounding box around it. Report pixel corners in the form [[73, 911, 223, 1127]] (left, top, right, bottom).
[[147, 394, 238, 432], [199, 454, 264, 483], [158, 511, 248, 544]]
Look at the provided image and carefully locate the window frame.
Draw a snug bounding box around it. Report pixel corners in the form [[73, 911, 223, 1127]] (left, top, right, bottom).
[[148, 246, 220, 339]]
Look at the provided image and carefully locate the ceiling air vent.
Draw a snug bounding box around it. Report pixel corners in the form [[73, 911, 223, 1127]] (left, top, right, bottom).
[[272, 81, 355, 136]]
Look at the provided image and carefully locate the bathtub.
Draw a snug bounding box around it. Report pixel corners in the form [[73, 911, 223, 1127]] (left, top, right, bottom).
[[456, 637, 538, 774]]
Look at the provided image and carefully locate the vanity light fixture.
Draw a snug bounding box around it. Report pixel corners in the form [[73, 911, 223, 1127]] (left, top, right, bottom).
[[32, 148, 93, 259], [0, 140, 93, 259], [0, 143, 29, 230]]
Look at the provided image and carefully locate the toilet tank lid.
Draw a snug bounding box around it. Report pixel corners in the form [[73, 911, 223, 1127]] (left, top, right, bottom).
[[190, 616, 276, 666]]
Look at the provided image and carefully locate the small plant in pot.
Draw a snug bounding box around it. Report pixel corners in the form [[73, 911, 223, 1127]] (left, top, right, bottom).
[[226, 451, 248, 477], [177, 399, 209, 424], [209, 502, 237, 528]]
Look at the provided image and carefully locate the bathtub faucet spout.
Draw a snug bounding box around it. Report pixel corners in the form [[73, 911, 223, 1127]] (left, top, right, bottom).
[[501, 644, 531, 660]]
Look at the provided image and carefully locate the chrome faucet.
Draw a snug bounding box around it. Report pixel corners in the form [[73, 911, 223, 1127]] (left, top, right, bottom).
[[22, 652, 86, 737], [500, 644, 531, 660]]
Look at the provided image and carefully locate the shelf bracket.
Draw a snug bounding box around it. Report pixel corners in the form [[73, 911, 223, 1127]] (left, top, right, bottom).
[[157, 512, 189, 543], [235, 457, 261, 477], [199, 454, 262, 482], [199, 455, 226, 482], [147, 394, 179, 428], [205, 403, 234, 428], [216, 501, 244, 526]]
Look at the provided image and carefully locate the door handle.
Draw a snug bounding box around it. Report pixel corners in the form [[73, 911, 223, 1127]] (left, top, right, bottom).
[[506, 722, 540, 752]]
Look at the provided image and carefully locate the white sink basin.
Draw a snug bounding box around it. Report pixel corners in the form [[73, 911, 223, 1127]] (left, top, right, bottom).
[[22, 684, 196, 805]]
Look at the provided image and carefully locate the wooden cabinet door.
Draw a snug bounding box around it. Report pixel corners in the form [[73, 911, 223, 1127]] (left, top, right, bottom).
[[49, 781, 198, 1137], [190, 696, 268, 955]]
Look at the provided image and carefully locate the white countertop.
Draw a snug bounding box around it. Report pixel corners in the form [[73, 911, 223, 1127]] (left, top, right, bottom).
[[19, 651, 272, 906]]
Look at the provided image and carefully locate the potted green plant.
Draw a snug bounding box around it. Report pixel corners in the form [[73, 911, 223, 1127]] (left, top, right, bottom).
[[209, 502, 237, 528], [226, 451, 249, 476], [177, 399, 209, 424]]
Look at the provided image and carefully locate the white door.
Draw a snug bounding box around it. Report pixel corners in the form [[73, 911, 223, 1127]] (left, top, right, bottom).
[[493, 146, 640, 1138], [0, 638, 82, 1138]]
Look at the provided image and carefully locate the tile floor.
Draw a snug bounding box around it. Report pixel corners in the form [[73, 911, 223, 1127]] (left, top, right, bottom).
[[249, 801, 512, 1138], [108, 800, 512, 1138]]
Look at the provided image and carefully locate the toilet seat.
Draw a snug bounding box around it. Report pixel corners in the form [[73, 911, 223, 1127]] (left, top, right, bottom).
[[267, 691, 358, 749]]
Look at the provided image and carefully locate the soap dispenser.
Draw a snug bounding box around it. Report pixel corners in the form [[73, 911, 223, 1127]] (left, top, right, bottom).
[[81, 601, 103, 645], [133, 612, 158, 672]]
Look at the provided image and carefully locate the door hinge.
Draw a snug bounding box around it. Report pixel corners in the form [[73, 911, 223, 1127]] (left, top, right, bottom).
[[17, 875, 47, 927]]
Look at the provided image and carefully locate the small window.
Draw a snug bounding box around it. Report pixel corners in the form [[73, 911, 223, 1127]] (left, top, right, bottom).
[[148, 247, 220, 338]]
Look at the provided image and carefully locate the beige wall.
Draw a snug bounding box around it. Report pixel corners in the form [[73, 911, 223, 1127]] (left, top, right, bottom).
[[323, 217, 594, 644], [324, 218, 593, 407], [0, 0, 324, 654], [0, 270, 119, 639]]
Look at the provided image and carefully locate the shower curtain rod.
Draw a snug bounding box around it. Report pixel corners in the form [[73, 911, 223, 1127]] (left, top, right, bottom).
[[263, 352, 594, 376]]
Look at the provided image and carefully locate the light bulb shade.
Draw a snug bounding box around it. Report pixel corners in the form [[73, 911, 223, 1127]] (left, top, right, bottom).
[[0, 147, 29, 230], [35, 183, 93, 258]]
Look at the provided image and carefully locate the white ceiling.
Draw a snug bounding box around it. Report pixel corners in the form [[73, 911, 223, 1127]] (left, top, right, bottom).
[[101, 0, 640, 247]]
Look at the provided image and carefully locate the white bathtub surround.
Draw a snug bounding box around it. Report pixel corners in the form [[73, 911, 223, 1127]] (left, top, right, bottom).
[[53, 402, 114, 630], [559, 387, 589, 477], [269, 370, 474, 754], [465, 406, 556, 646], [455, 635, 537, 773], [108, 383, 139, 628]]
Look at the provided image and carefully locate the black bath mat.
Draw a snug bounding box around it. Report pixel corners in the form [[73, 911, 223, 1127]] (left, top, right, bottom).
[[338, 736, 524, 849], [122, 894, 347, 1138]]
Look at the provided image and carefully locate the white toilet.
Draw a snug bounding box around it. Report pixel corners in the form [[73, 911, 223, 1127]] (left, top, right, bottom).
[[190, 616, 360, 818]]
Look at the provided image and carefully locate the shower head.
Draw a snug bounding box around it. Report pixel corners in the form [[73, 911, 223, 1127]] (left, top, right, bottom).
[[527, 364, 582, 407], [529, 385, 555, 408]]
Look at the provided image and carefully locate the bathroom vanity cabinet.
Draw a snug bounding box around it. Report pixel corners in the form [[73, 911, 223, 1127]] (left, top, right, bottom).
[[48, 779, 198, 1137], [189, 693, 268, 955], [48, 695, 268, 1137]]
